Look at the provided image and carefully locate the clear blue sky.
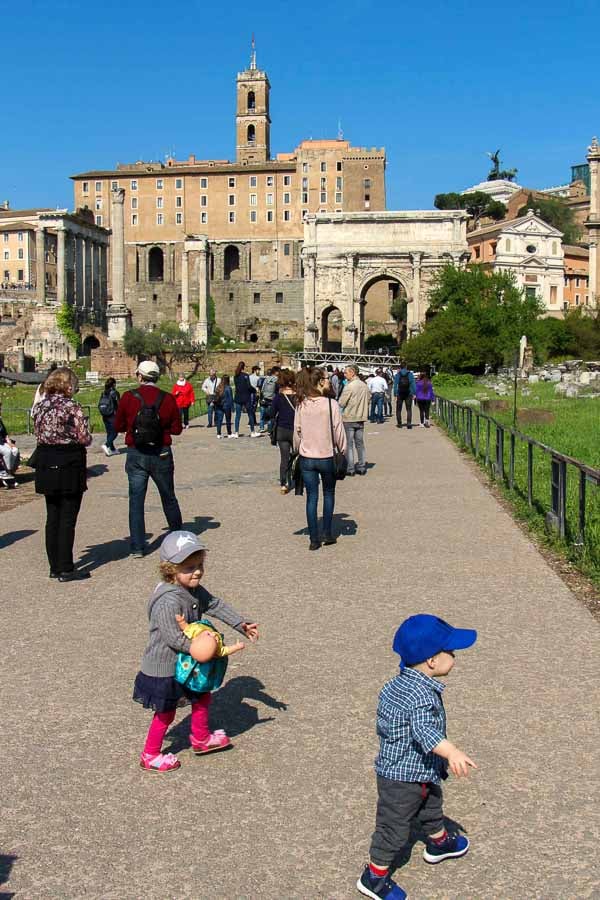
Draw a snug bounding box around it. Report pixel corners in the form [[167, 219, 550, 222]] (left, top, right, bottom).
[[3, 0, 599, 212]]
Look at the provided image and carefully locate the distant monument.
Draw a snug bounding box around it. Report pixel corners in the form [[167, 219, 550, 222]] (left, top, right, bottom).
[[487, 150, 518, 183]]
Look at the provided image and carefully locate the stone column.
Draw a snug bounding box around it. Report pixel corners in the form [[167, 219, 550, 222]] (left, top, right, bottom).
[[99, 243, 107, 301], [196, 239, 209, 345], [84, 238, 93, 310], [57, 227, 66, 303], [342, 253, 358, 352], [303, 252, 318, 350], [92, 242, 101, 307], [409, 252, 423, 332], [587, 137, 600, 308], [107, 188, 131, 340], [36, 228, 46, 302], [75, 234, 84, 308], [181, 249, 190, 329]]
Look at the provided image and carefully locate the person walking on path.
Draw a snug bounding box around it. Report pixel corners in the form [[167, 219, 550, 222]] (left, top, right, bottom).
[[0, 400, 20, 487], [357, 614, 477, 900], [32, 367, 92, 582], [213, 375, 234, 439], [270, 369, 297, 493], [415, 372, 435, 428], [339, 365, 369, 476], [293, 367, 347, 550], [133, 531, 259, 773], [259, 365, 280, 433], [114, 360, 183, 558], [232, 362, 259, 438], [368, 369, 388, 425], [393, 361, 416, 429], [201, 369, 221, 428], [98, 377, 120, 456], [171, 376, 195, 430]]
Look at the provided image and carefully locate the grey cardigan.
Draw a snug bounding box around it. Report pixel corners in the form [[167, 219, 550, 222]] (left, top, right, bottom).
[[139, 581, 250, 678]]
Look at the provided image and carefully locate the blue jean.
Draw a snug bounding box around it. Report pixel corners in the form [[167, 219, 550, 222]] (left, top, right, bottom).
[[125, 447, 183, 552], [215, 406, 232, 435], [300, 456, 336, 543], [234, 402, 256, 433], [103, 416, 118, 451], [207, 402, 215, 427], [370, 393, 384, 423]]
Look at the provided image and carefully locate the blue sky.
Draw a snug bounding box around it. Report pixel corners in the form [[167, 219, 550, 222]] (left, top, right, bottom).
[[3, 0, 599, 212]]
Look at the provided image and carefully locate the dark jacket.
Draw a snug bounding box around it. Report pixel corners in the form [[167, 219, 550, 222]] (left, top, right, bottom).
[[272, 392, 296, 431], [214, 385, 234, 411], [34, 444, 87, 496], [234, 372, 255, 405]]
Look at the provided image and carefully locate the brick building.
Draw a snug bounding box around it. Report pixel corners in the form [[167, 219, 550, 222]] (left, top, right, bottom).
[[71, 48, 386, 345]]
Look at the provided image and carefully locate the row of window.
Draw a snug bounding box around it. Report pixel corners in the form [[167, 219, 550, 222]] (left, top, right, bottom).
[[126, 209, 300, 227], [301, 161, 343, 173], [82, 174, 296, 193], [3, 249, 25, 260], [3, 232, 24, 242], [3, 269, 25, 281]]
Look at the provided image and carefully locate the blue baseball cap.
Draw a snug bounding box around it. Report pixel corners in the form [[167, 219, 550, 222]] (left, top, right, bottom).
[[393, 615, 477, 667]]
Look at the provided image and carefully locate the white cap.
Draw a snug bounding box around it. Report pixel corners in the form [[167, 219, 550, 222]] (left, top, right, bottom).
[[136, 360, 160, 379]]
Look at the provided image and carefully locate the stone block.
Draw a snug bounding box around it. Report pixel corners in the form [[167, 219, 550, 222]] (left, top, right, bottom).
[[528, 374, 539, 384]]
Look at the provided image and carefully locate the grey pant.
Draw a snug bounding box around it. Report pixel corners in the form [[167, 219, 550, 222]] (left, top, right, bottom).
[[344, 421, 366, 473], [0, 443, 20, 475], [369, 777, 444, 866]]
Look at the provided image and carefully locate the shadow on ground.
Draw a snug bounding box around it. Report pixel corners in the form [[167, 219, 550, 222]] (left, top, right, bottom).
[[0, 853, 17, 899], [165, 676, 288, 750], [293, 513, 358, 538], [0, 529, 36, 550]]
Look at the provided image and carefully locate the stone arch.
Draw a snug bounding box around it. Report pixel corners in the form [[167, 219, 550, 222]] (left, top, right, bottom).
[[247, 124, 256, 144], [358, 270, 410, 349], [247, 90, 256, 111], [81, 335, 100, 356], [148, 246, 164, 282], [224, 245, 241, 280], [321, 305, 343, 353]]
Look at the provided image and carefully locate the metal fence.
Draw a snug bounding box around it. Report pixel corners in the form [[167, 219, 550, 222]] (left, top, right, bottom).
[[435, 396, 600, 548]]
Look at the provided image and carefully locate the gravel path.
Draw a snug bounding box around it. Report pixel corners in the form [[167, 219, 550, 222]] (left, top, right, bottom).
[[2, 417, 600, 899]]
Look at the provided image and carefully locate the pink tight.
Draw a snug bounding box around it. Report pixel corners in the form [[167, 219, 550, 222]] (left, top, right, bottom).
[[143, 693, 211, 756]]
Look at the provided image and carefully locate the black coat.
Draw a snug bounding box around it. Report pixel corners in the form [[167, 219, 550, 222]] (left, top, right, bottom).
[[34, 444, 87, 496]]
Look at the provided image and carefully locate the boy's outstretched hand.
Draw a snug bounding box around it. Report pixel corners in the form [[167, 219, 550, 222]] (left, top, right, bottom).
[[447, 748, 477, 778], [241, 622, 259, 642]]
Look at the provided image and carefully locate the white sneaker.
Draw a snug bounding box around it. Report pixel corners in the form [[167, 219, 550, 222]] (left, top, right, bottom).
[[229, 433, 239, 439], [250, 431, 261, 438], [101, 443, 111, 457], [217, 434, 225, 439]]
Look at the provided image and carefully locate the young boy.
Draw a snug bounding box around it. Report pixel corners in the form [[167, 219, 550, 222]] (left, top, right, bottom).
[[357, 614, 477, 900]]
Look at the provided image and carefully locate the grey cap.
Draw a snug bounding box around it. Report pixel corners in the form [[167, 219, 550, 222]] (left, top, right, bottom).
[[159, 530, 208, 563]]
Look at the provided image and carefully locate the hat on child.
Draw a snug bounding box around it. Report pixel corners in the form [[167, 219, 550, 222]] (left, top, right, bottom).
[[393, 615, 477, 667], [160, 531, 208, 564]]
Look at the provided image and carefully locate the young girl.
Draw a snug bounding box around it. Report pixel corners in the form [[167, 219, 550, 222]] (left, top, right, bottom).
[[133, 530, 259, 773], [213, 375, 234, 439], [171, 376, 195, 429]]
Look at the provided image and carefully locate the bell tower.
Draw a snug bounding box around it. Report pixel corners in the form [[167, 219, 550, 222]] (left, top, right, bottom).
[[236, 39, 271, 164]]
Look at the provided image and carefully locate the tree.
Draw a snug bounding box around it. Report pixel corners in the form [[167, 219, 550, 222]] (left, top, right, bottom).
[[434, 191, 506, 229], [56, 302, 80, 352], [517, 194, 582, 245], [123, 321, 209, 377], [389, 296, 408, 345]]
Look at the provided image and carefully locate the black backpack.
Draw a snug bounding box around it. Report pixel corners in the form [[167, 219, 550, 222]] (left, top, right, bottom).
[[98, 391, 116, 417], [397, 372, 411, 395], [131, 390, 165, 450]]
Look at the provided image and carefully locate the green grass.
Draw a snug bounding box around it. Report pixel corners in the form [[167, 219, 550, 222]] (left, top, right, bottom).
[[0, 375, 209, 435], [433, 377, 600, 587]]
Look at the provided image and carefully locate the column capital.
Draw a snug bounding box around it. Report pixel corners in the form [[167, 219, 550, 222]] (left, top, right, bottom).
[[111, 187, 126, 206]]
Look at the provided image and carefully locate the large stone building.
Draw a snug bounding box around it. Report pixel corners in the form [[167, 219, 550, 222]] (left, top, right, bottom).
[[71, 49, 386, 345]]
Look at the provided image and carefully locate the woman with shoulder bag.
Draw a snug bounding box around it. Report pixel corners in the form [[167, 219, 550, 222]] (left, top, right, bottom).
[[293, 367, 347, 551], [99, 377, 120, 456], [32, 367, 92, 582], [270, 369, 297, 494]]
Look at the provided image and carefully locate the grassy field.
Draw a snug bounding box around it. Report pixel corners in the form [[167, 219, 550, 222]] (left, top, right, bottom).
[[433, 376, 600, 586], [0, 375, 209, 435]]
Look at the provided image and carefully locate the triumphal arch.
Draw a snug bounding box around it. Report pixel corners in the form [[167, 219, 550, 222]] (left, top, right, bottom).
[[302, 211, 470, 352]]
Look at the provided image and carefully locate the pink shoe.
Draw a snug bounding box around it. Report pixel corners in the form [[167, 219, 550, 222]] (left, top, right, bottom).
[[191, 729, 231, 755], [139, 751, 181, 773]]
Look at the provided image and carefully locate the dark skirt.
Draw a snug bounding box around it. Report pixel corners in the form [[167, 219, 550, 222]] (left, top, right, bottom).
[[133, 671, 205, 712]]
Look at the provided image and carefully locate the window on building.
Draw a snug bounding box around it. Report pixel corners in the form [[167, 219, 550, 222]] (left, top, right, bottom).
[[576, 294, 580, 305], [3, 233, 8, 243], [228, 195, 235, 206], [249, 193, 257, 206], [247, 124, 256, 144], [320, 192, 327, 203], [17, 269, 23, 281], [228, 292, 234, 301], [176, 196, 182, 208], [228, 177, 236, 188], [336, 161, 343, 172], [200, 195, 207, 207], [576, 276, 580, 287], [490, 242, 497, 255], [275, 292, 283, 304], [229, 211, 235, 223], [95, 199, 102, 210], [283, 210, 291, 221], [131, 214, 138, 225], [175, 178, 182, 189], [149, 247, 164, 281], [283, 192, 290, 204], [17, 231, 23, 242], [550, 285, 557, 305], [3, 250, 9, 260], [111, 180, 118, 190], [336, 177, 343, 190], [200, 177, 208, 188], [474, 246, 481, 259], [302, 162, 308, 173], [266, 176, 274, 187], [283, 175, 291, 186], [283, 243, 290, 256], [253, 292, 260, 304], [250, 175, 257, 187], [505, 238, 511, 252], [176, 212, 183, 224], [552, 241, 558, 255], [320, 177, 327, 190], [201, 212, 208, 224], [82, 182, 89, 193], [525, 286, 537, 299], [95, 215, 102, 226], [3, 269, 8, 279], [302, 209, 308, 219], [364, 193, 370, 202], [157, 213, 164, 225], [267, 210, 273, 223], [320, 208, 326, 213], [131, 180, 138, 190], [17, 248, 23, 260], [156, 178, 163, 189], [157, 197, 163, 209], [131, 197, 138, 209], [247, 90, 255, 110], [335, 192, 342, 203], [94, 181, 102, 193], [301, 192, 308, 204], [364, 178, 371, 189], [266, 193, 274, 205], [250, 210, 257, 223], [320, 162, 327, 172]]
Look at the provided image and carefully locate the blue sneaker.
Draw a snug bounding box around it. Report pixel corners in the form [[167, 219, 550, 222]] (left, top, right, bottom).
[[423, 831, 469, 864], [356, 865, 407, 899]]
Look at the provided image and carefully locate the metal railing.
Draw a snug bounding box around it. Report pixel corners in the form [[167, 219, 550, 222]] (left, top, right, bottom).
[[435, 396, 600, 548], [292, 350, 400, 369]]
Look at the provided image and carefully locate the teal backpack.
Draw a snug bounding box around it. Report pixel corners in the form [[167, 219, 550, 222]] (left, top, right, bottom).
[[175, 619, 228, 693]]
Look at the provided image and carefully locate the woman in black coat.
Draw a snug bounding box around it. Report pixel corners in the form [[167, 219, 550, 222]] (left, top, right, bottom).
[[232, 361, 258, 438], [32, 367, 92, 582]]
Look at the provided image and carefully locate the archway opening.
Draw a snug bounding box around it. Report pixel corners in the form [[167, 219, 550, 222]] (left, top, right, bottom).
[[247, 91, 256, 111], [249, 332, 258, 343], [360, 275, 407, 350], [224, 245, 241, 281], [81, 335, 100, 356], [321, 306, 343, 353], [148, 246, 164, 282], [247, 124, 256, 144]]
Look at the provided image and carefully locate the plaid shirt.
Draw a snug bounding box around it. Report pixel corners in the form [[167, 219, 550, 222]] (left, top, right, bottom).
[[374, 667, 448, 784]]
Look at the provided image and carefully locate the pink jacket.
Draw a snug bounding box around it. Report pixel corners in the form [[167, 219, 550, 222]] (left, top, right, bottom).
[[293, 396, 347, 458]]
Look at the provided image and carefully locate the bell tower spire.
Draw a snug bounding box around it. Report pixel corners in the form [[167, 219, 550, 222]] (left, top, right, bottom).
[[236, 41, 270, 163]]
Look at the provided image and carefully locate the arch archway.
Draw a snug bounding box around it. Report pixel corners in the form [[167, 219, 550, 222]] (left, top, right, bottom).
[[247, 91, 255, 110], [81, 335, 100, 356], [224, 245, 241, 280], [359, 273, 408, 350], [247, 124, 256, 144], [321, 305, 343, 353], [148, 246, 164, 282]]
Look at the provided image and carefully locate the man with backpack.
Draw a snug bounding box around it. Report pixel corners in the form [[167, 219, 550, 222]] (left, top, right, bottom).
[[393, 360, 416, 429], [259, 365, 280, 434], [114, 360, 183, 557]]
